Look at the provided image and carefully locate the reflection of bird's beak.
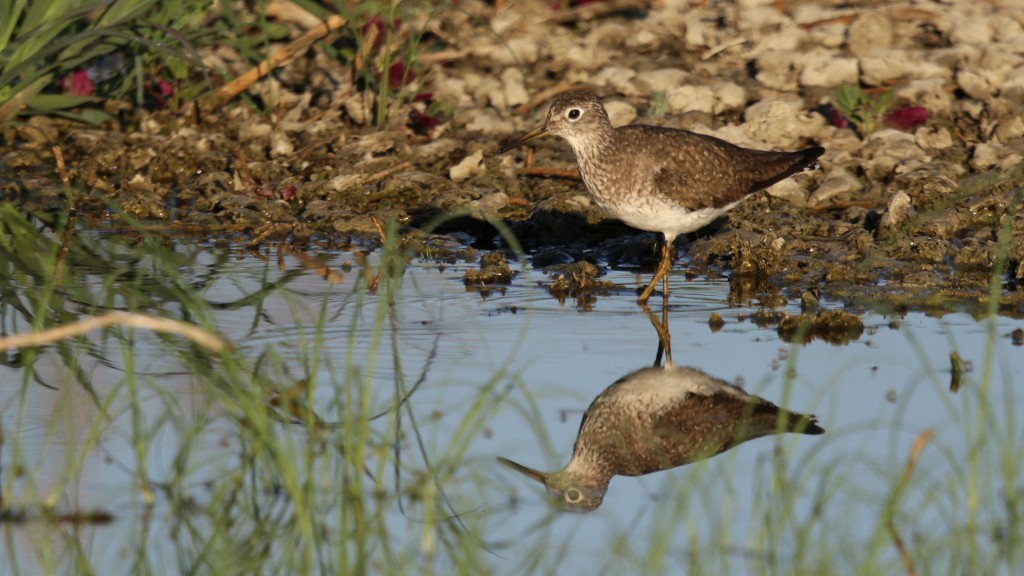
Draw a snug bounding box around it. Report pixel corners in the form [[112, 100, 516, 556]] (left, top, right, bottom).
[[497, 125, 549, 154], [497, 456, 549, 485]]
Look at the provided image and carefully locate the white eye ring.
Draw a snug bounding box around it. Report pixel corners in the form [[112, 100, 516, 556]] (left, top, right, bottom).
[[565, 488, 583, 503], [567, 108, 583, 122]]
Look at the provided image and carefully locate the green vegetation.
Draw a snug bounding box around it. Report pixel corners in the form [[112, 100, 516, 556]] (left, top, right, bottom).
[[0, 0, 214, 123], [0, 0, 445, 125], [834, 83, 894, 137], [0, 206, 514, 573]]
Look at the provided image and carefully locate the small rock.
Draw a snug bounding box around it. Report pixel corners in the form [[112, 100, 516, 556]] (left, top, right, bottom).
[[765, 178, 807, 205], [847, 11, 894, 57], [971, 142, 1023, 171], [956, 69, 992, 100], [714, 82, 747, 112], [950, 17, 994, 45], [755, 50, 804, 91], [604, 100, 637, 127], [466, 190, 509, 213], [666, 85, 716, 115], [743, 98, 826, 149], [343, 93, 373, 125], [799, 53, 858, 87], [412, 138, 461, 163], [895, 78, 953, 115], [859, 49, 951, 86], [878, 191, 915, 238], [20, 116, 59, 145], [270, 129, 294, 158], [993, 116, 1024, 143], [809, 165, 862, 206], [914, 127, 954, 151], [501, 68, 530, 108], [862, 129, 932, 180], [464, 109, 515, 135], [633, 68, 690, 93], [240, 122, 272, 140], [708, 313, 725, 332], [1001, 66, 1024, 103], [449, 149, 485, 183], [592, 67, 639, 96], [682, 12, 712, 49], [464, 251, 513, 286]]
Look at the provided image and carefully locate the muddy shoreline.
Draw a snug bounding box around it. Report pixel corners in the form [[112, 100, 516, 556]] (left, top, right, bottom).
[[3, 0, 1024, 316]]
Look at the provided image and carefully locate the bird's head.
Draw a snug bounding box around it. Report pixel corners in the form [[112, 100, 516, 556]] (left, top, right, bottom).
[[498, 456, 606, 512], [497, 90, 610, 154]]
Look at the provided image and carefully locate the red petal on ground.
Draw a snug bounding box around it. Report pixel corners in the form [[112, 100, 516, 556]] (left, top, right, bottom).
[[155, 79, 173, 97], [385, 61, 414, 87], [829, 106, 849, 129], [883, 106, 929, 131], [59, 70, 95, 96], [409, 109, 441, 136]]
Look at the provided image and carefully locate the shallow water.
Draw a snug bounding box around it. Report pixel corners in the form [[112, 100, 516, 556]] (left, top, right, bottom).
[[1, 237, 1021, 574]]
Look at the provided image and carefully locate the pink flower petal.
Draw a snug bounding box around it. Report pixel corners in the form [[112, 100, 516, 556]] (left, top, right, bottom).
[[883, 106, 929, 131], [59, 70, 95, 96]]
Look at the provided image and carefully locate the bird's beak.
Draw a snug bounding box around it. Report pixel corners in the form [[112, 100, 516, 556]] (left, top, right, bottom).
[[497, 124, 549, 154], [497, 456, 549, 485]]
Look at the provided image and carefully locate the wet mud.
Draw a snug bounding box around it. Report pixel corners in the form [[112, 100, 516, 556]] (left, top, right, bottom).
[[3, 0, 1024, 317]]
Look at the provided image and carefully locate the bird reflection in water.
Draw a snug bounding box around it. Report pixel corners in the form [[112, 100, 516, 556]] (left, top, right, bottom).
[[498, 305, 824, 512]]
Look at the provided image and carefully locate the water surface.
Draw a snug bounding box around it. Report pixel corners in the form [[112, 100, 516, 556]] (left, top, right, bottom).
[[1, 237, 1021, 574]]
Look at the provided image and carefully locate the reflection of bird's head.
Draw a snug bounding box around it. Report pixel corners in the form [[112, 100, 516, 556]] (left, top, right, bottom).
[[498, 457, 606, 512]]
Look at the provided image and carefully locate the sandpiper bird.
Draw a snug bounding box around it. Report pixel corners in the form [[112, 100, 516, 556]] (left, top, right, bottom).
[[499, 89, 825, 304], [498, 364, 824, 511]]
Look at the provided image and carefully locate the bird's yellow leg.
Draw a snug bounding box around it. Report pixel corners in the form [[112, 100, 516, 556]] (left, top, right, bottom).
[[637, 239, 674, 305]]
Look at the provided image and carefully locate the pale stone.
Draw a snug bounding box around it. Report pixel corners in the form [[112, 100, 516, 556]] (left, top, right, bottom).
[[714, 82, 747, 112], [956, 69, 992, 100], [994, 116, 1024, 143], [809, 165, 862, 206], [878, 191, 915, 239], [915, 127, 954, 151], [666, 85, 716, 115], [743, 99, 826, 149], [466, 191, 509, 213], [806, 22, 848, 49], [683, 12, 712, 48], [449, 149, 485, 183], [592, 67, 639, 96], [764, 178, 807, 205], [269, 129, 294, 158], [950, 18, 994, 45], [895, 78, 953, 115], [971, 142, 1019, 171], [737, 6, 789, 32], [464, 109, 515, 135], [501, 68, 530, 108], [859, 49, 952, 86], [862, 129, 932, 179], [604, 100, 637, 127], [755, 50, 804, 91], [847, 11, 893, 57], [633, 68, 690, 93], [800, 54, 859, 87]]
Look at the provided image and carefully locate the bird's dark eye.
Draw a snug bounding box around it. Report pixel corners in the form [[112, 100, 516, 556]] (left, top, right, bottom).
[[565, 488, 582, 503], [567, 108, 582, 121]]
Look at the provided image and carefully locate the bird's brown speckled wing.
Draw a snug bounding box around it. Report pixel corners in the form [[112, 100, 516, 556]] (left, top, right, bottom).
[[624, 126, 822, 211]]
